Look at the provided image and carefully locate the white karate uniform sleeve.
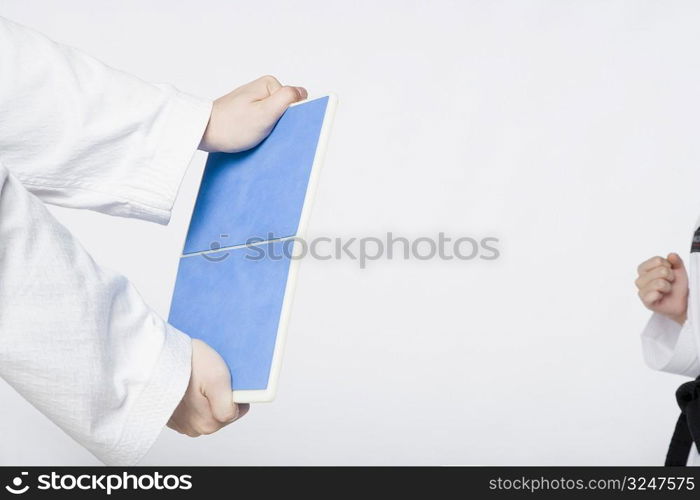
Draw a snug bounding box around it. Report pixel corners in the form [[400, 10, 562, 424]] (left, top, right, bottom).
[[0, 17, 213, 465], [641, 313, 700, 377], [0, 16, 212, 224]]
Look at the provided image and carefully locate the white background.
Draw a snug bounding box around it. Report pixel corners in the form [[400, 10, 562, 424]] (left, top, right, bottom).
[[0, 0, 698, 465]]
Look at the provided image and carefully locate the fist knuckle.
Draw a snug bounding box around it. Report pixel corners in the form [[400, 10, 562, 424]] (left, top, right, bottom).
[[283, 86, 300, 100], [261, 75, 278, 85], [219, 405, 236, 420], [196, 420, 220, 435]]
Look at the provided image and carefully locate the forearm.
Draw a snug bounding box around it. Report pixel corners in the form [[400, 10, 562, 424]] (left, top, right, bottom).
[[0, 164, 192, 465], [0, 17, 211, 224], [641, 313, 700, 377]]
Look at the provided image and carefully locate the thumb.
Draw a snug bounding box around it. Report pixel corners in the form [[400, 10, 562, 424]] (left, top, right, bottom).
[[261, 86, 308, 120], [205, 372, 238, 423], [202, 362, 238, 423], [668, 252, 685, 270], [206, 378, 251, 423]]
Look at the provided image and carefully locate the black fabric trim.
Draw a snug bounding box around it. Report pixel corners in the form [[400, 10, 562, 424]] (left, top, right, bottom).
[[666, 376, 700, 466]]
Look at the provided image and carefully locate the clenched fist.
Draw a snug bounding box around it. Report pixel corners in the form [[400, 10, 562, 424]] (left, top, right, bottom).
[[635, 253, 689, 325], [167, 339, 249, 437]]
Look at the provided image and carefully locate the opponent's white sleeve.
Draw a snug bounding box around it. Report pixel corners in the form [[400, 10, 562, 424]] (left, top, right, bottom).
[[641, 313, 700, 378], [0, 16, 212, 224], [0, 17, 213, 464]]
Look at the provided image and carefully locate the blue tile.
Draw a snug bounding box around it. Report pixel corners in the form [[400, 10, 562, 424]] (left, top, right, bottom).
[[182, 96, 329, 254], [169, 241, 292, 390]]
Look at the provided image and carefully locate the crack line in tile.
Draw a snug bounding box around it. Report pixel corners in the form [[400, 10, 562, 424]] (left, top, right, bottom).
[[181, 235, 297, 258]]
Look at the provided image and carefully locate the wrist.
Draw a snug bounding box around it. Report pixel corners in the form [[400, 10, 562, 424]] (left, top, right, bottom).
[[668, 311, 687, 326], [198, 112, 215, 152]]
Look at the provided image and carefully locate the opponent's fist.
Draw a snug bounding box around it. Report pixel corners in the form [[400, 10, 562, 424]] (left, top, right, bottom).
[[635, 253, 689, 325], [199, 75, 307, 154]]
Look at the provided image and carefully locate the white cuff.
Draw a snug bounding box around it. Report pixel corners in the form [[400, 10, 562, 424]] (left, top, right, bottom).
[[642, 313, 699, 377], [95, 326, 192, 466], [125, 88, 212, 225]]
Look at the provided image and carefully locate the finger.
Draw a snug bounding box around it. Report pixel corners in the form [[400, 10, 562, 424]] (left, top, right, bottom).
[[245, 75, 283, 100], [294, 86, 308, 100], [236, 403, 251, 421], [639, 278, 673, 297], [168, 419, 201, 438], [641, 289, 663, 307], [205, 377, 237, 424], [183, 428, 201, 438], [635, 265, 675, 289], [167, 419, 182, 433], [668, 252, 685, 271], [637, 256, 671, 274], [261, 85, 307, 119]]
